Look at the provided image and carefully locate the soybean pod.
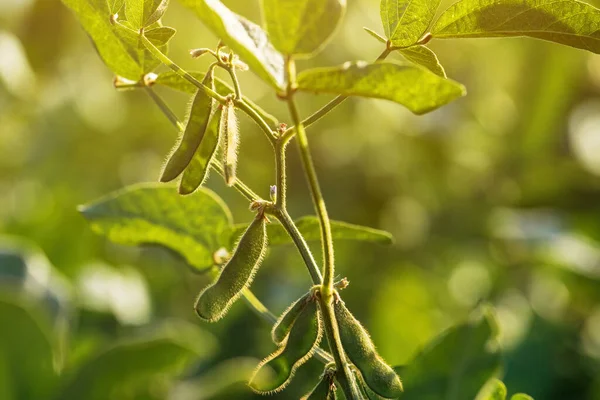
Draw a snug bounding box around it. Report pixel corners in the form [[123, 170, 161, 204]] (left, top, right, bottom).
[[194, 214, 267, 322], [334, 299, 403, 399], [221, 99, 239, 186], [271, 291, 312, 345], [301, 368, 337, 400], [161, 71, 215, 182], [250, 299, 322, 394]]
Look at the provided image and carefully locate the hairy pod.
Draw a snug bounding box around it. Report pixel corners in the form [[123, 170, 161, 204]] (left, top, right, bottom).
[[301, 366, 337, 400], [161, 71, 215, 182], [249, 299, 322, 394], [221, 99, 238, 186], [179, 104, 223, 194], [194, 214, 267, 321], [334, 300, 403, 399], [271, 291, 312, 345]]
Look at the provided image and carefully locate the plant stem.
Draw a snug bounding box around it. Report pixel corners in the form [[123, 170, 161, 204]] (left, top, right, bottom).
[[281, 47, 392, 141], [283, 56, 362, 400]]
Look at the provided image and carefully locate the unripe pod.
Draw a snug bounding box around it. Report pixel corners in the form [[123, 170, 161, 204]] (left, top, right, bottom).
[[221, 99, 238, 186], [250, 299, 322, 394], [271, 291, 311, 345], [334, 300, 402, 399], [161, 71, 215, 183], [301, 367, 337, 400], [194, 214, 267, 322]]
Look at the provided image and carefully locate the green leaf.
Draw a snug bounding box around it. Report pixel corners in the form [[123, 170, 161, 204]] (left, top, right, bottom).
[[178, 0, 285, 89], [57, 322, 215, 400], [0, 296, 57, 399], [155, 71, 279, 128], [296, 61, 465, 115], [396, 309, 502, 400], [144, 26, 176, 43], [114, 23, 173, 76], [230, 216, 394, 247], [398, 45, 446, 77], [107, 0, 125, 13], [124, 0, 169, 28], [381, 0, 441, 47], [432, 0, 600, 54], [262, 0, 346, 56], [477, 379, 507, 400], [79, 183, 233, 271]]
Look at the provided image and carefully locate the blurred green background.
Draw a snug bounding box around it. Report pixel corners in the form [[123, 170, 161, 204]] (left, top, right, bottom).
[[2, 0, 600, 398]]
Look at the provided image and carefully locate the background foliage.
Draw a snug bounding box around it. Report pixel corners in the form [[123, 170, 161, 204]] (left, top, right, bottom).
[[2, 0, 600, 398]]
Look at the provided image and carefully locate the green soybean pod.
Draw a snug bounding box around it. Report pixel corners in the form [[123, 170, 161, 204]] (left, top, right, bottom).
[[194, 214, 267, 322], [334, 300, 403, 399], [250, 300, 322, 394], [352, 368, 385, 400], [301, 371, 337, 400], [221, 99, 239, 186], [271, 291, 311, 345], [161, 71, 215, 182], [178, 104, 223, 194]]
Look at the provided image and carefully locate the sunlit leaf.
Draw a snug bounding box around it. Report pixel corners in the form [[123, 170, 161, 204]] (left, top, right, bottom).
[[79, 183, 233, 271], [107, 0, 125, 13], [396, 309, 502, 400], [0, 296, 57, 400], [262, 0, 346, 56], [124, 0, 169, 28], [296, 61, 465, 114], [230, 216, 394, 247], [155, 71, 279, 128], [144, 26, 176, 43], [57, 322, 215, 400], [398, 45, 446, 77], [432, 0, 600, 54], [178, 0, 285, 89], [381, 0, 441, 47]]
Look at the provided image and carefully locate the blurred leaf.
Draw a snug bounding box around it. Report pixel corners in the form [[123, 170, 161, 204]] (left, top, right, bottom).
[[124, 0, 169, 28], [398, 45, 446, 77], [178, 0, 285, 89], [432, 0, 600, 53], [155, 71, 279, 128], [0, 296, 57, 399], [62, 0, 169, 80], [477, 379, 507, 400], [230, 216, 394, 247], [57, 322, 215, 400], [396, 309, 502, 400], [262, 0, 345, 56], [79, 184, 233, 271], [296, 61, 465, 114], [381, 0, 441, 47]]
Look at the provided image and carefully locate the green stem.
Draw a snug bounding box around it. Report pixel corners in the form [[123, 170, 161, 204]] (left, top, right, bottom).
[[281, 47, 392, 142]]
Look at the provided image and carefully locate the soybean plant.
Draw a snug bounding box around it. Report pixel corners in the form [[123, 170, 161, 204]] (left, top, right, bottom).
[[65, 0, 600, 398]]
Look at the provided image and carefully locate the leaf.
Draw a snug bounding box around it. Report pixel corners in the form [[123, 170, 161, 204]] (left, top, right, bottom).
[[476, 379, 508, 400], [144, 26, 176, 43], [432, 0, 600, 54], [57, 321, 215, 400], [155, 71, 279, 128], [381, 0, 441, 47], [230, 216, 394, 247], [396, 308, 502, 400], [178, 0, 285, 89], [62, 0, 171, 80], [262, 0, 346, 56], [296, 61, 465, 115], [79, 183, 233, 271], [107, 0, 125, 13], [398, 45, 446, 77], [124, 0, 169, 28], [0, 296, 57, 399], [114, 23, 173, 76], [511, 394, 534, 400]]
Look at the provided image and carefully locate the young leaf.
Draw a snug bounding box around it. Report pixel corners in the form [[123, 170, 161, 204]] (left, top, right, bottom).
[[398, 45, 446, 77], [144, 26, 176, 43], [250, 300, 322, 394], [396, 309, 502, 400], [125, 0, 169, 28], [155, 71, 279, 128], [229, 216, 394, 247], [297, 61, 465, 115], [56, 322, 215, 400], [179, 104, 223, 194], [195, 215, 268, 322], [262, 0, 346, 56], [432, 0, 600, 54], [178, 0, 285, 89], [161, 73, 214, 183], [78, 184, 233, 271], [381, 0, 441, 47]]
